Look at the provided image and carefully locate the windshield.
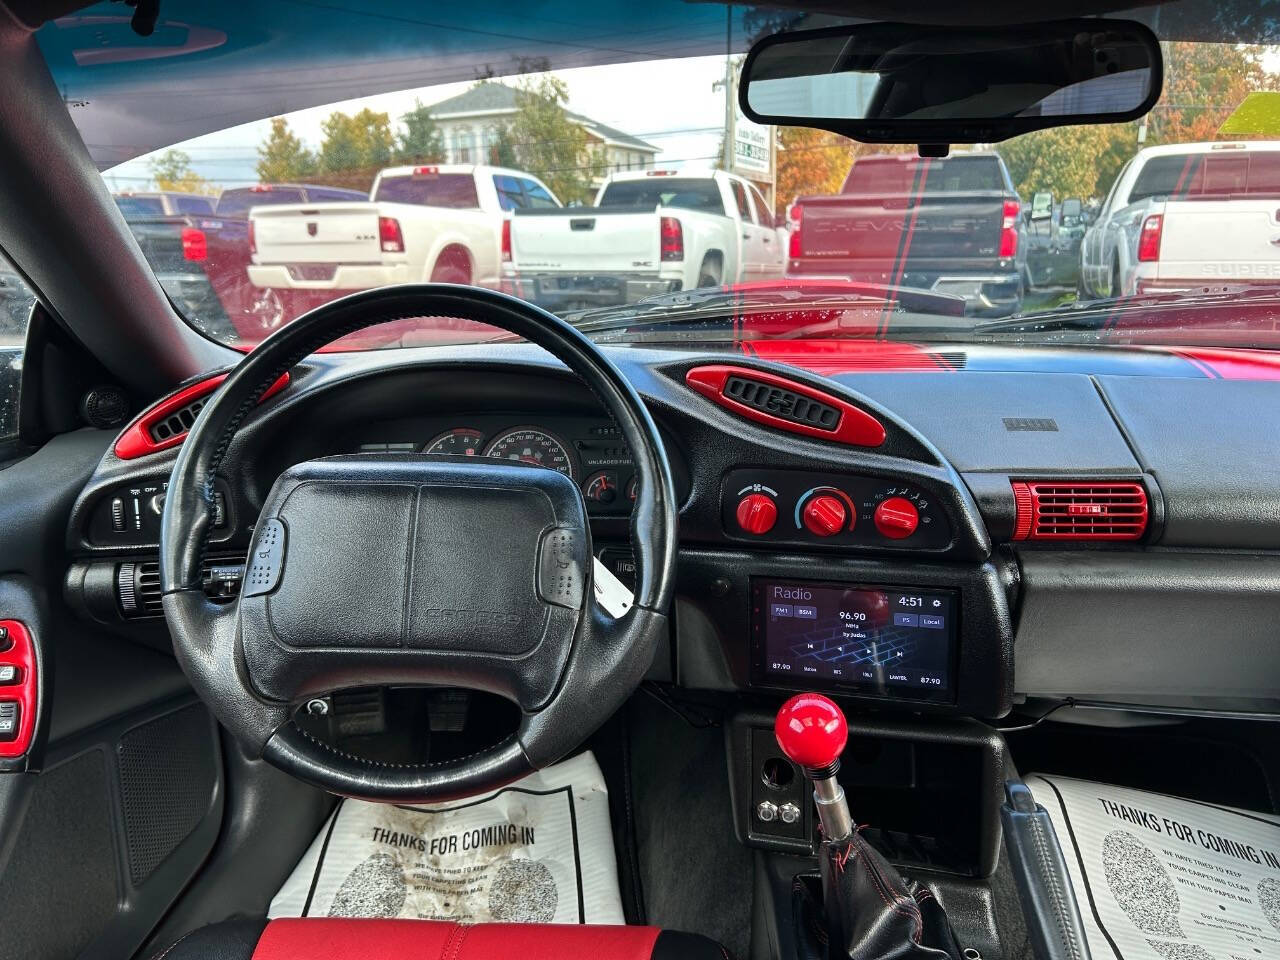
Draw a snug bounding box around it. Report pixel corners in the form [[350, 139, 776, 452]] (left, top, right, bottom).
[[36, 2, 1280, 352]]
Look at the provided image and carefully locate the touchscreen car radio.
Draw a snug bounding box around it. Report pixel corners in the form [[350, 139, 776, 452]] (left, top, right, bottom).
[[750, 578, 958, 703]]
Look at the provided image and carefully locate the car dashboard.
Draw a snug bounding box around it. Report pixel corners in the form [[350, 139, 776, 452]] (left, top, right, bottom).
[[63, 341, 1280, 730]]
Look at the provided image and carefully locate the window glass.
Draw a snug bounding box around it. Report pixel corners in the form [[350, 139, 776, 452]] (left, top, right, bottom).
[[493, 175, 524, 211], [173, 195, 216, 214], [374, 173, 480, 208], [730, 180, 751, 219], [748, 184, 772, 227], [0, 249, 33, 442], [215, 188, 306, 217], [597, 178, 725, 214], [519, 179, 560, 209], [113, 195, 165, 216]]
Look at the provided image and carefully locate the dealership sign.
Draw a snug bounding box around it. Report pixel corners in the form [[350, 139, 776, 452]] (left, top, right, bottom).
[[733, 104, 772, 176]]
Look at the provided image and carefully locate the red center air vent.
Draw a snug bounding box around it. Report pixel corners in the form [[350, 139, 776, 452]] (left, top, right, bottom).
[[1011, 481, 1149, 541], [685, 364, 886, 447]]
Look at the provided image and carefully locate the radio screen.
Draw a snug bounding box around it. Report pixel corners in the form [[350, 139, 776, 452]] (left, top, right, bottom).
[[751, 578, 957, 702]]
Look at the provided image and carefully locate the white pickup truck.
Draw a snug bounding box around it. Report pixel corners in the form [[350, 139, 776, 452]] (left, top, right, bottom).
[[1080, 142, 1280, 299], [502, 169, 786, 311], [247, 164, 561, 295]]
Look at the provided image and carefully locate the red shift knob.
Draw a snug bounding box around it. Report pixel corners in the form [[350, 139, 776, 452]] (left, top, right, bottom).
[[775, 693, 848, 769]]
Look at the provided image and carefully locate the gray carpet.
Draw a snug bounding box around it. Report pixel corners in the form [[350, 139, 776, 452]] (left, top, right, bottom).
[[628, 690, 755, 958]]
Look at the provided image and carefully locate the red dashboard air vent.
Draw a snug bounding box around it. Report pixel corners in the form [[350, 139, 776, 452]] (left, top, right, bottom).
[[684, 364, 886, 447], [114, 372, 290, 460], [1011, 481, 1149, 541]]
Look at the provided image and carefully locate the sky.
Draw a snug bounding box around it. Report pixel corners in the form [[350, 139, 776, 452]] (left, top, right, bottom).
[[101, 55, 734, 191]]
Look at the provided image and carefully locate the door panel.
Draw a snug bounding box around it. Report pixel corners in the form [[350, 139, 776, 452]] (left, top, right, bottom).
[[0, 426, 224, 960]]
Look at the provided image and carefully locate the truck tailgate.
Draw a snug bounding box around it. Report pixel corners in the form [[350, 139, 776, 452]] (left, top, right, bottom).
[[1156, 200, 1280, 282], [251, 203, 382, 264], [512, 210, 659, 272], [799, 192, 1005, 263]]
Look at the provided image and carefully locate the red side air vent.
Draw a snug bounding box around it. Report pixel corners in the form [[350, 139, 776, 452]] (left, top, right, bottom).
[[1011, 481, 1149, 541], [685, 364, 886, 447], [114, 372, 290, 460]]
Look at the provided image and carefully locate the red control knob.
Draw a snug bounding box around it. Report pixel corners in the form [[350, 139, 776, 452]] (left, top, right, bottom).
[[775, 693, 848, 770], [735, 493, 777, 535], [801, 494, 848, 537], [874, 496, 919, 539]]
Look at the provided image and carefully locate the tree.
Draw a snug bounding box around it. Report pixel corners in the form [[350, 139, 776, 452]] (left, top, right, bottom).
[[352, 108, 394, 168], [999, 42, 1280, 203], [256, 117, 316, 183], [148, 148, 219, 195], [487, 122, 519, 167], [319, 113, 364, 172], [999, 124, 1129, 203], [775, 127, 850, 215], [507, 75, 601, 204], [394, 100, 445, 165], [318, 109, 393, 172]]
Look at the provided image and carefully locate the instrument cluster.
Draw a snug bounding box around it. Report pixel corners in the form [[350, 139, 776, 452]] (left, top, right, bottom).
[[357, 416, 639, 514]]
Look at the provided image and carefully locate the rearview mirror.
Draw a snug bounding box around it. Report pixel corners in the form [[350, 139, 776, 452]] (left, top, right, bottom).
[[739, 19, 1161, 150], [1031, 192, 1054, 221]]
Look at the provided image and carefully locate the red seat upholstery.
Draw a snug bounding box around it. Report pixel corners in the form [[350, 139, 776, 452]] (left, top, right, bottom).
[[153, 917, 731, 960]]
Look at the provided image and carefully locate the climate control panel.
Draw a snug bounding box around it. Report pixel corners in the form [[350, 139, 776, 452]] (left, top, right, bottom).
[[721, 469, 949, 550]]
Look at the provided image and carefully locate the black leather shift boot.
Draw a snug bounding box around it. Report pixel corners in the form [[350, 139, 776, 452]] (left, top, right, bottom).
[[793, 831, 964, 960]]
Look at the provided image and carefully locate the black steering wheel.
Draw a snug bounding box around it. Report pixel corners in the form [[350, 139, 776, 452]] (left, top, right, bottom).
[[159, 285, 678, 802]]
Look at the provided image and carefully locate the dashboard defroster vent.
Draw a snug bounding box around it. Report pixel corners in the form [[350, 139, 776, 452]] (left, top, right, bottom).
[[723, 375, 840, 431], [1011, 481, 1149, 541], [685, 364, 886, 447]]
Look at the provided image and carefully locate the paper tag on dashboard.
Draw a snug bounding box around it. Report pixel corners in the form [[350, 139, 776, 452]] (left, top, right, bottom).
[[592, 557, 634, 618]]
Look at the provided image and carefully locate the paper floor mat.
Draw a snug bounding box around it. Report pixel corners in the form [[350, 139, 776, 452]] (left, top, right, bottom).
[[270, 751, 624, 925], [1029, 773, 1280, 960]]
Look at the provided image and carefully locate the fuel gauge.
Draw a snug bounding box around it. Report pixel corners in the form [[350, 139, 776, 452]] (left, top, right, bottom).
[[583, 471, 619, 505]]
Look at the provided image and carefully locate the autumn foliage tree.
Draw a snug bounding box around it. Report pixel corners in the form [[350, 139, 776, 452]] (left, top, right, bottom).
[[775, 127, 849, 215], [1002, 42, 1279, 202]]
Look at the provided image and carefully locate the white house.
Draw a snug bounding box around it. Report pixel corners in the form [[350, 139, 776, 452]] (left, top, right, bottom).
[[427, 82, 660, 184]]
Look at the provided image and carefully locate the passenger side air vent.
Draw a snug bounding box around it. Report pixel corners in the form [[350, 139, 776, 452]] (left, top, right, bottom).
[[723, 375, 841, 431], [685, 364, 886, 447], [117, 556, 247, 619], [1011, 481, 1149, 541]]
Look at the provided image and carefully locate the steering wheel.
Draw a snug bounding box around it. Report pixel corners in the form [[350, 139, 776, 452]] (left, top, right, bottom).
[[159, 285, 678, 802]]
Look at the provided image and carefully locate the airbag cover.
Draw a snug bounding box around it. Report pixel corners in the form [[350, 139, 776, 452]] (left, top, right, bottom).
[[239, 455, 588, 708]]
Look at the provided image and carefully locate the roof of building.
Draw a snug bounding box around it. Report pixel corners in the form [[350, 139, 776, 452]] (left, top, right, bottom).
[[428, 82, 659, 153]]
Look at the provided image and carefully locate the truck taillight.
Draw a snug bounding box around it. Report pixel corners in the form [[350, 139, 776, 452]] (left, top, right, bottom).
[[789, 204, 803, 259], [660, 216, 683, 262], [379, 216, 405, 253], [180, 227, 207, 262], [999, 199, 1019, 258], [248, 220, 256, 257], [1138, 214, 1163, 262], [502, 219, 512, 263]]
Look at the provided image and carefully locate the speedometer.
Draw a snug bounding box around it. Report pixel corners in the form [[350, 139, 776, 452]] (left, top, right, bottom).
[[483, 427, 576, 480]]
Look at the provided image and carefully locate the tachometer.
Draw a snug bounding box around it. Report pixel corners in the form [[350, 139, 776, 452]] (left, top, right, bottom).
[[483, 427, 576, 480], [423, 428, 485, 457]]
